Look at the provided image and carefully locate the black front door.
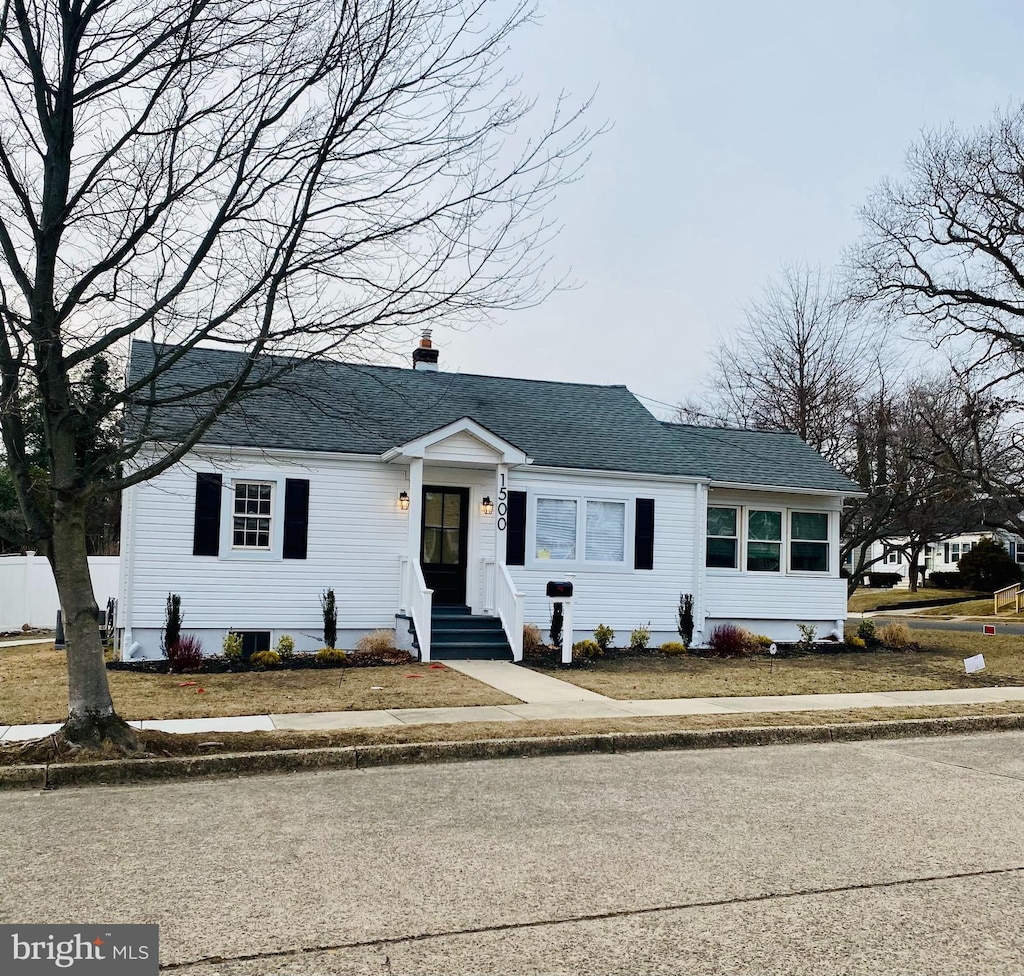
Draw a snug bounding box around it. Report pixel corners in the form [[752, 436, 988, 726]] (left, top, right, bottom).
[[421, 486, 469, 605]]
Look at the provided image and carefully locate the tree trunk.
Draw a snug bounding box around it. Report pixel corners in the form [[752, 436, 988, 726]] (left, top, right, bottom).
[[49, 492, 138, 751]]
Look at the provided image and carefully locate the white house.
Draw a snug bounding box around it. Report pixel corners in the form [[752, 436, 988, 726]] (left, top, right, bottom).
[[118, 336, 862, 660]]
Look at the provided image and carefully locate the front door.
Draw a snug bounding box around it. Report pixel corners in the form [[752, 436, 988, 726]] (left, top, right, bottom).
[[421, 486, 469, 605]]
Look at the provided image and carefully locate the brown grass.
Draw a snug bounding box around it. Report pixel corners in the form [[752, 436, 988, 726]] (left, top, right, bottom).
[[533, 629, 1024, 700], [847, 587, 980, 613], [911, 598, 1024, 619], [0, 643, 518, 726], [5, 700, 1024, 766]]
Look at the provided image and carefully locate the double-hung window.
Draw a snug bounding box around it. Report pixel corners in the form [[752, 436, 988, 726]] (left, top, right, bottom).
[[232, 481, 273, 550], [585, 500, 626, 562], [706, 507, 739, 568], [535, 498, 578, 560], [746, 510, 782, 572], [791, 512, 829, 572]]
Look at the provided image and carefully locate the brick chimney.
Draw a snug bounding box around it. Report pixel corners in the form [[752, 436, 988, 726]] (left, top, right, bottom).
[[412, 328, 439, 371]]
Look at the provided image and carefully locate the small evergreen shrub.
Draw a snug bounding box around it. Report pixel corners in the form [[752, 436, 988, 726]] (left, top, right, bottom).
[[957, 538, 1023, 591], [877, 621, 913, 650], [523, 623, 544, 653], [276, 634, 295, 660], [250, 649, 282, 669], [593, 623, 615, 652], [659, 641, 688, 655], [356, 629, 398, 654], [167, 634, 204, 673], [707, 624, 754, 657], [223, 631, 243, 661], [163, 592, 182, 652], [856, 619, 876, 641], [315, 647, 347, 666], [572, 639, 602, 661], [678, 593, 694, 645], [629, 624, 651, 652], [320, 588, 337, 649], [846, 635, 867, 649], [754, 634, 773, 648], [550, 603, 564, 647]]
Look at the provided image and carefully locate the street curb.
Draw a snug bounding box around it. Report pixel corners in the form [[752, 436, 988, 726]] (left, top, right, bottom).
[[5, 712, 1024, 791]]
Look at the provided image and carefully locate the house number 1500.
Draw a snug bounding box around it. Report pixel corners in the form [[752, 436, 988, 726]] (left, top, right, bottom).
[[496, 473, 508, 531]]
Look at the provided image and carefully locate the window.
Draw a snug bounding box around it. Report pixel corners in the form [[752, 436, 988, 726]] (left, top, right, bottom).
[[706, 507, 738, 568], [791, 512, 829, 572], [536, 498, 577, 560], [1016, 544, 1024, 565], [886, 549, 899, 565], [951, 543, 961, 562], [747, 510, 782, 572], [585, 500, 626, 562], [232, 481, 273, 549]]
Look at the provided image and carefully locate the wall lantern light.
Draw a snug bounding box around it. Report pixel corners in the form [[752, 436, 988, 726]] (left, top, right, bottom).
[[398, 491, 410, 511], [481, 496, 494, 515]]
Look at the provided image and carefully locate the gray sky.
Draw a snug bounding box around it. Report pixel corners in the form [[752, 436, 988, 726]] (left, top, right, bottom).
[[421, 0, 1024, 416]]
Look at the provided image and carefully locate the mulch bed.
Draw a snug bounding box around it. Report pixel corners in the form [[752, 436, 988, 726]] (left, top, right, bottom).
[[108, 648, 415, 675]]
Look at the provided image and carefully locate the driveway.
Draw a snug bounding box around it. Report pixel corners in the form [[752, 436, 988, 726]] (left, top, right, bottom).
[[3, 732, 1024, 974]]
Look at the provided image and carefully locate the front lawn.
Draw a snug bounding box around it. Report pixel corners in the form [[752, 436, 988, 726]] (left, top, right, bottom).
[[532, 629, 1024, 700], [912, 598, 1024, 619], [847, 587, 981, 613], [0, 643, 518, 726]]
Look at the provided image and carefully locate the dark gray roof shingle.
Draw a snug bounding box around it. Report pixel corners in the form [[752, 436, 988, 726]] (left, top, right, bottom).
[[127, 342, 859, 492]]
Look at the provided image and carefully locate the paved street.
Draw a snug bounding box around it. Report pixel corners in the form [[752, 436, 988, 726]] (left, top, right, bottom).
[[4, 732, 1024, 975]]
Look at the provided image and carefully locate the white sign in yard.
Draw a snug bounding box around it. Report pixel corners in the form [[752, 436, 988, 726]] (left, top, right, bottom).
[[964, 654, 986, 674]]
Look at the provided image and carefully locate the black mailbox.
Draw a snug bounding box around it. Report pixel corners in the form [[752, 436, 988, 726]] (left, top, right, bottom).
[[546, 580, 573, 599]]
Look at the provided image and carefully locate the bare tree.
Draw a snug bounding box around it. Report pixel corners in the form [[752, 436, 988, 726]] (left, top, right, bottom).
[[703, 264, 878, 466], [0, 0, 594, 750]]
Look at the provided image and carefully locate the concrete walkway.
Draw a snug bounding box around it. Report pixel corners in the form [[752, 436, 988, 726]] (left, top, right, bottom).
[[5, 660, 1024, 742]]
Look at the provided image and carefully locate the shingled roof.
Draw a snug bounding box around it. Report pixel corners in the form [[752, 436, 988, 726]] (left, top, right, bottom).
[[658, 423, 861, 494], [127, 341, 859, 491]]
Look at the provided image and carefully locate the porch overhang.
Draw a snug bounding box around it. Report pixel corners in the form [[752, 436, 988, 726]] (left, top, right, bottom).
[[380, 416, 531, 468]]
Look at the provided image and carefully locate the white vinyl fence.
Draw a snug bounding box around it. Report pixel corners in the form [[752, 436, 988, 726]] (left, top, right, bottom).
[[0, 553, 120, 631]]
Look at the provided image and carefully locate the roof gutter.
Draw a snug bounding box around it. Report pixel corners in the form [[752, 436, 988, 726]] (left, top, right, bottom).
[[710, 480, 867, 499]]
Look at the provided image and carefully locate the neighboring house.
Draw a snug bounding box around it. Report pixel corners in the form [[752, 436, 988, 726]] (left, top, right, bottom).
[[851, 516, 1024, 588], [118, 336, 862, 661]]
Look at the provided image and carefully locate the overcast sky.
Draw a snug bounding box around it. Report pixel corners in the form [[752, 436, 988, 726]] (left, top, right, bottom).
[[399, 0, 1024, 417]]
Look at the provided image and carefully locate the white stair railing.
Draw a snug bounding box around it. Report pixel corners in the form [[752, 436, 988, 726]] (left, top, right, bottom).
[[494, 562, 524, 661], [400, 556, 433, 661]]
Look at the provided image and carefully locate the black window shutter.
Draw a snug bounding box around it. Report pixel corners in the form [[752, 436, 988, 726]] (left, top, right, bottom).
[[283, 479, 310, 560], [193, 473, 222, 556], [635, 498, 655, 570], [506, 491, 527, 565]]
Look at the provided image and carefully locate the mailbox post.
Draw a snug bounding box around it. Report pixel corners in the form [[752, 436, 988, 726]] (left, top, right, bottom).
[[546, 580, 574, 665]]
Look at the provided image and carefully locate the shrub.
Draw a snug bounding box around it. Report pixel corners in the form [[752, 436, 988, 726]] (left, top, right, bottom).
[[276, 634, 295, 660], [659, 641, 687, 655], [957, 538, 1022, 592], [523, 622, 544, 653], [877, 621, 913, 650], [250, 649, 282, 669], [163, 592, 182, 652], [550, 603, 563, 647], [856, 619, 876, 641], [223, 631, 243, 661], [867, 572, 902, 588], [593, 623, 615, 652], [315, 647, 347, 666], [629, 624, 651, 652], [167, 634, 204, 673], [846, 635, 867, 649], [320, 588, 337, 649], [796, 623, 817, 652], [678, 593, 694, 645], [356, 629, 397, 654], [754, 634, 773, 649], [928, 571, 963, 589], [707, 623, 754, 657], [572, 639, 602, 661]]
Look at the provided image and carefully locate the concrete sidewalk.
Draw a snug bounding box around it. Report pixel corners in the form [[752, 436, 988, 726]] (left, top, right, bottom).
[[5, 657, 1024, 743]]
